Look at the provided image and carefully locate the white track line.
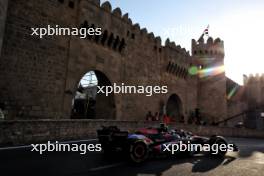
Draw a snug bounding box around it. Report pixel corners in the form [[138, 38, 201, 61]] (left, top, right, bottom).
[[0, 144, 32, 150], [89, 162, 124, 172], [238, 144, 264, 147], [0, 139, 98, 151]]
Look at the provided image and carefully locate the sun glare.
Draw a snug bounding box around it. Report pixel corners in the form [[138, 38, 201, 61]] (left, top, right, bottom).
[[213, 9, 264, 84]]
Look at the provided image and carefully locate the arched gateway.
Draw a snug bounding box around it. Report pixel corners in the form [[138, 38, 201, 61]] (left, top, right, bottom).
[[71, 70, 116, 119], [166, 94, 184, 122]]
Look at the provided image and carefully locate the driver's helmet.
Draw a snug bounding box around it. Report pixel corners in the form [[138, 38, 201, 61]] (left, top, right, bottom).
[[159, 123, 168, 132], [180, 129, 186, 137]]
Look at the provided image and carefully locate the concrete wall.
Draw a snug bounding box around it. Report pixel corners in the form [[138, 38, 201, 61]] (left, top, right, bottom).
[[1, 120, 264, 146]]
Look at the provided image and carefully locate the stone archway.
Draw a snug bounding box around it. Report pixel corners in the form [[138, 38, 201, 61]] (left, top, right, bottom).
[[71, 70, 116, 119], [166, 94, 183, 122]]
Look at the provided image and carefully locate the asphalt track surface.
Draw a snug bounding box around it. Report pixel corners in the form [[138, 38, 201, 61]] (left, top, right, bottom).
[[0, 138, 263, 176]]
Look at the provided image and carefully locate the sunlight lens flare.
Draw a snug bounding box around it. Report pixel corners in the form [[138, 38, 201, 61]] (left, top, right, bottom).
[[227, 85, 239, 100], [214, 9, 264, 84], [189, 65, 225, 78], [188, 66, 198, 75]]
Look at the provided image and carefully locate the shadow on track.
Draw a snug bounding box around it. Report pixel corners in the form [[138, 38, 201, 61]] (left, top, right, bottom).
[[85, 154, 236, 176]]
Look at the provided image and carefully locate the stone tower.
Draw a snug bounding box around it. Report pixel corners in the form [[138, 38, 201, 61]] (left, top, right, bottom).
[[243, 74, 264, 130], [192, 35, 227, 123]]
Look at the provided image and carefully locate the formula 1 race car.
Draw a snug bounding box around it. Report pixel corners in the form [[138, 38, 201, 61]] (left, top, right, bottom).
[[97, 124, 238, 163]]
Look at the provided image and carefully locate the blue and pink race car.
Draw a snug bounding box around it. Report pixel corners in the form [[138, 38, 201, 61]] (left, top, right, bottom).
[[97, 124, 238, 163]]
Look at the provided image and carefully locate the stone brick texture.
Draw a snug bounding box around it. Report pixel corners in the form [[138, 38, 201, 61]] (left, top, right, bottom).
[[1, 0, 257, 130], [0, 0, 198, 121], [0, 1, 263, 146], [0, 0, 8, 56], [1, 120, 264, 146]]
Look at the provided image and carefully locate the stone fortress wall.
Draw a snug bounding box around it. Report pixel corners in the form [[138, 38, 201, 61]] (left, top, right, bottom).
[[0, 0, 263, 147], [0, 0, 198, 122], [242, 74, 264, 130], [0, 0, 8, 56], [244, 74, 264, 109], [1, 120, 264, 147], [1, 0, 260, 128]]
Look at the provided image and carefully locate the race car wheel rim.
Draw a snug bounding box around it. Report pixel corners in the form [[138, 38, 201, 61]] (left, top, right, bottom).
[[130, 142, 148, 163], [134, 144, 145, 158]]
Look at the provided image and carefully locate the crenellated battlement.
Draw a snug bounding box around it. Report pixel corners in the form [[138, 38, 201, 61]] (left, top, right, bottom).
[[0, 0, 232, 123], [244, 73, 264, 84], [192, 36, 224, 58], [99, 0, 160, 43], [75, 0, 163, 50], [243, 73, 264, 111], [46, 0, 196, 59], [164, 38, 190, 57], [78, 0, 192, 56]]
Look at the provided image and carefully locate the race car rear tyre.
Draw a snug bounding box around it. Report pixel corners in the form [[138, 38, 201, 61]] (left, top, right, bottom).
[[129, 141, 149, 163], [102, 147, 112, 157]]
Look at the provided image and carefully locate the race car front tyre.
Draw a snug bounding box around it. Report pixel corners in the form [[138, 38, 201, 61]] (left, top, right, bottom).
[[129, 141, 149, 163]]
